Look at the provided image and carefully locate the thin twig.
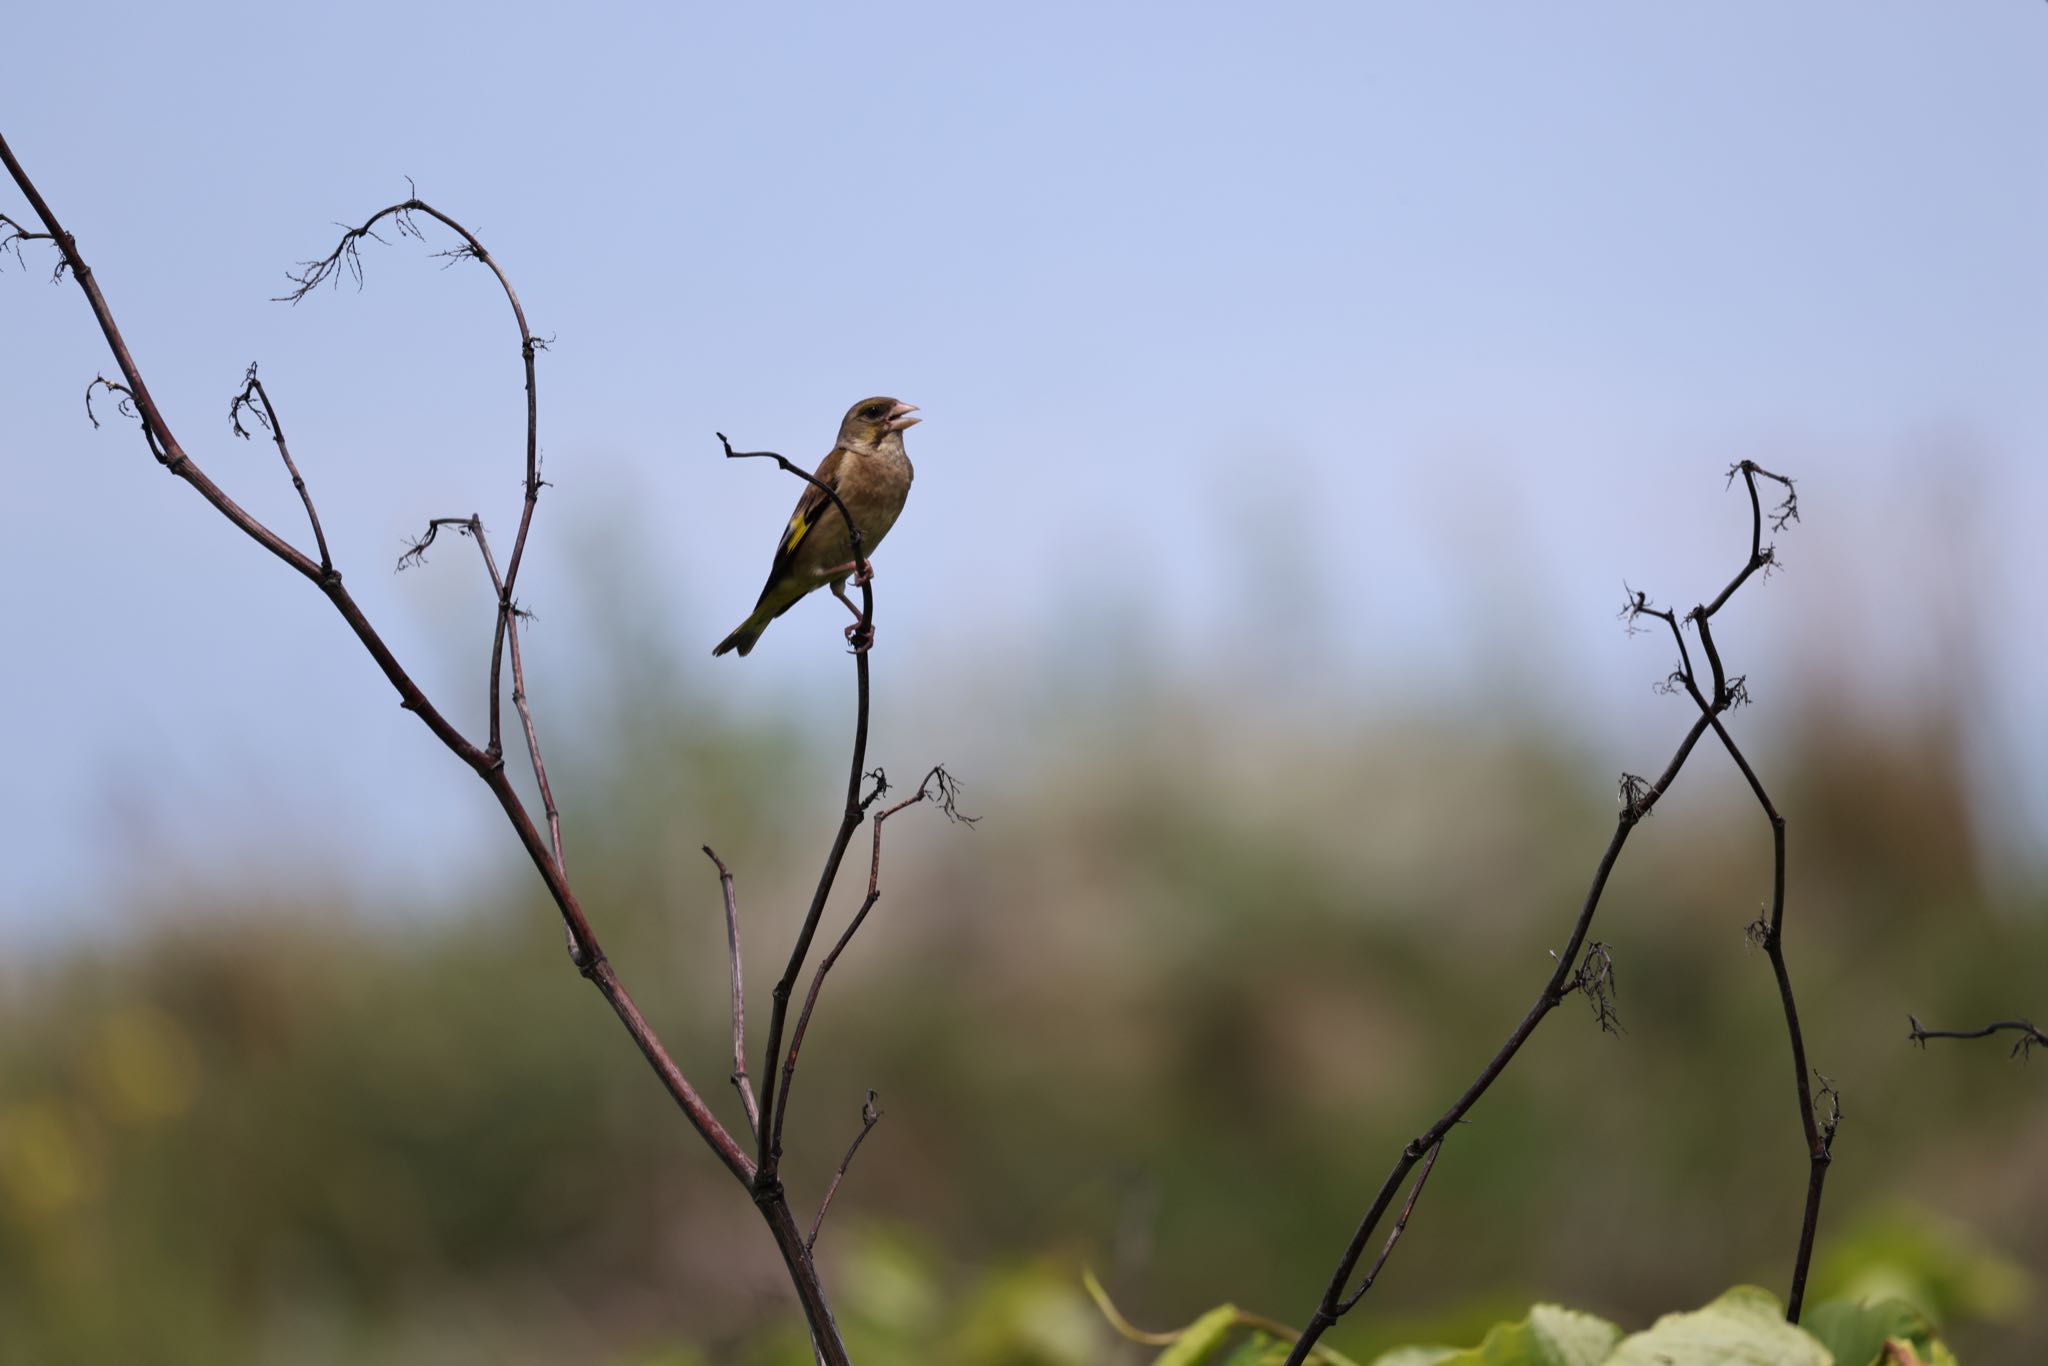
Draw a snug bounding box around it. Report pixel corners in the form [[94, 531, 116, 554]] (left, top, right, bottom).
[[706, 846, 762, 1137], [464, 518, 565, 874], [1909, 1015, 2045, 1061], [84, 374, 166, 461], [0, 209, 64, 279], [1336, 1138, 1443, 1313], [229, 364, 332, 571], [772, 766, 973, 1164], [283, 194, 550, 770], [397, 512, 571, 877], [808, 1090, 882, 1252]]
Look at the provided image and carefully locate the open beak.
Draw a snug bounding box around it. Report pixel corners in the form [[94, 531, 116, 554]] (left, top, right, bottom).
[[885, 401, 921, 432]]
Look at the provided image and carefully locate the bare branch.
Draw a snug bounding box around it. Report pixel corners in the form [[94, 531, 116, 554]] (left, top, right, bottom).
[[399, 514, 566, 876], [464, 519, 565, 873], [1909, 1015, 2045, 1062], [771, 766, 975, 1168], [0, 210, 64, 279], [1697, 460, 1797, 619], [807, 1090, 882, 1252], [396, 515, 480, 572], [706, 846, 762, 1137], [226, 365, 332, 571], [84, 373, 171, 463], [0, 134, 870, 1354], [1653, 471, 1831, 1321], [279, 190, 550, 632], [1336, 1138, 1443, 1313], [1280, 467, 1806, 1365]]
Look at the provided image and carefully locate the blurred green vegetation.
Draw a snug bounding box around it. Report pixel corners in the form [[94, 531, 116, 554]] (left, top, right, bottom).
[[1, 648, 2042, 1365]]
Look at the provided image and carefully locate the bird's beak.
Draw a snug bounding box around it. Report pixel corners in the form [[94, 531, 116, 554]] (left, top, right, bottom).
[[885, 401, 921, 432]]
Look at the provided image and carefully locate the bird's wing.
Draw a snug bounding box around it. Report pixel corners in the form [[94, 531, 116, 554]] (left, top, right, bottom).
[[757, 445, 848, 599]]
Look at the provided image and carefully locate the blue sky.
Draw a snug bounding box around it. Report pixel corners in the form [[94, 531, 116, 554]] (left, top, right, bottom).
[[3, 2, 2044, 937]]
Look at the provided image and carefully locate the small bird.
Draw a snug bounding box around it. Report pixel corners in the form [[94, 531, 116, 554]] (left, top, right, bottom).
[[713, 397, 921, 657]]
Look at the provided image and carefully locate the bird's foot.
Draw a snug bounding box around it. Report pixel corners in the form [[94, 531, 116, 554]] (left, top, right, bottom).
[[819, 559, 874, 585], [829, 578, 864, 621], [844, 621, 875, 654]]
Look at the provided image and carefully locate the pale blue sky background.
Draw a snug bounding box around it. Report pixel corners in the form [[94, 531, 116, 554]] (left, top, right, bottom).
[[3, 2, 2044, 941]]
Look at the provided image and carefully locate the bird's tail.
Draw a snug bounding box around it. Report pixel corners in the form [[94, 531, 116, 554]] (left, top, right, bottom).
[[712, 605, 774, 658]]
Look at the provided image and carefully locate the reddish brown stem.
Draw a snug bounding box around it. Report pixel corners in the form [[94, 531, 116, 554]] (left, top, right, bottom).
[[230, 367, 332, 570], [808, 1091, 882, 1252], [706, 845, 762, 1138], [772, 767, 960, 1164], [0, 132, 847, 1364], [462, 517, 565, 872]]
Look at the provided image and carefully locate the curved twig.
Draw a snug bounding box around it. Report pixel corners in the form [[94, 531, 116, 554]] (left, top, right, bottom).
[[807, 1090, 882, 1252]]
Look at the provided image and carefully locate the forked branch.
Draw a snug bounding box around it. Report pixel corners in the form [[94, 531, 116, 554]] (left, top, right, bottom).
[[0, 132, 855, 1364], [230, 365, 333, 571], [1280, 462, 1812, 1366], [771, 765, 975, 1166]]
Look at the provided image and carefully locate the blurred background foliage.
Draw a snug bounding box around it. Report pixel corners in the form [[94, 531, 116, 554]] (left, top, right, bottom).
[[1, 538, 2043, 1366]]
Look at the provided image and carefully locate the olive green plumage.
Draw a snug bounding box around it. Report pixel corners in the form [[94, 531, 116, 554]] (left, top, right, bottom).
[[713, 397, 920, 657]]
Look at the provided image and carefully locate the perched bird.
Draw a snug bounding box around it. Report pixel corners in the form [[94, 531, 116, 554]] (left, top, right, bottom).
[[713, 396, 921, 657]]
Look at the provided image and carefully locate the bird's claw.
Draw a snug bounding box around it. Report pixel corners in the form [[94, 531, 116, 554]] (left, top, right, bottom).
[[844, 621, 875, 653]]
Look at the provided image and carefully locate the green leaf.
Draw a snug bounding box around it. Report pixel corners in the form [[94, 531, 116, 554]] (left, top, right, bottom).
[[1608, 1286, 1830, 1365], [1803, 1297, 1940, 1366], [1372, 1302, 1620, 1365], [1156, 1305, 1244, 1365], [1221, 1330, 1287, 1366], [1815, 1206, 2030, 1325]]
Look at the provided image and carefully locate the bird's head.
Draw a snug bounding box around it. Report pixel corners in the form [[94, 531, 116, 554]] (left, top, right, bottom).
[[838, 396, 920, 450]]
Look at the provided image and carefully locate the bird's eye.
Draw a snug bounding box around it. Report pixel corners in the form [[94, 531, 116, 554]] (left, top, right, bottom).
[[861, 404, 885, 420]]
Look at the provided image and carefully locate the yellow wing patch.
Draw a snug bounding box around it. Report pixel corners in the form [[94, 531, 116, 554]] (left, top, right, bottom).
[[782, 506, 812, 555]]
